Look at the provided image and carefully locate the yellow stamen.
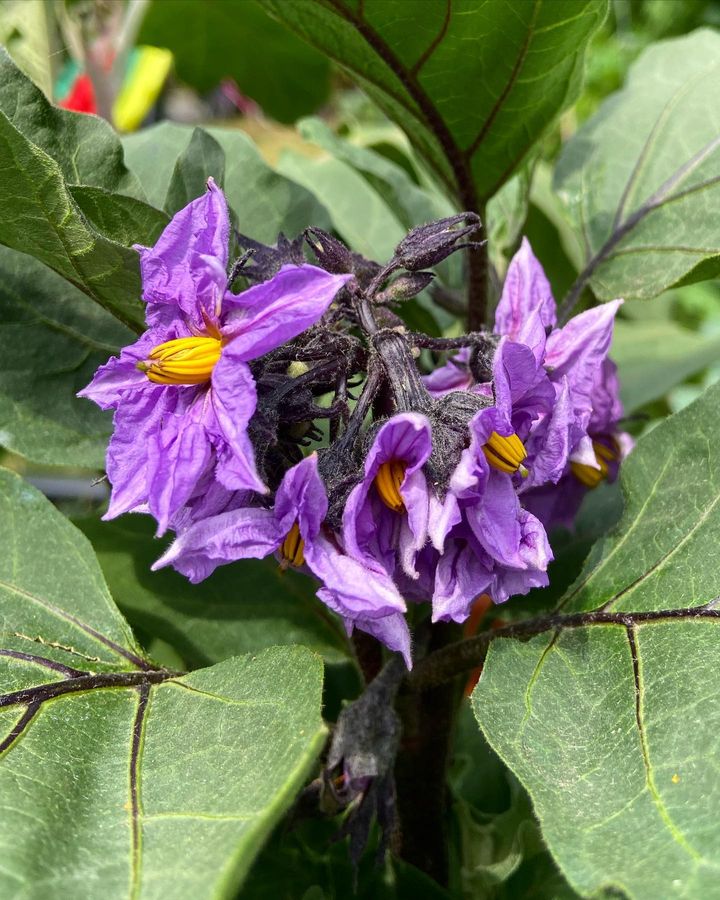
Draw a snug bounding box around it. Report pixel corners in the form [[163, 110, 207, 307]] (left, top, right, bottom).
[[137, 335, 222, 385], [482, 431, 528, 477], [279, 522, 305, 569], [570, 440, 618, 489], [374, 460, 407, 512]]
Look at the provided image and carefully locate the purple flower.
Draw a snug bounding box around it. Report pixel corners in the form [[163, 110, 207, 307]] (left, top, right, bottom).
[[428, 406, 552, 620], [423, 239, 624, 500], [154, 452, 413, 666], [79, 179, 351, 534], [524, 359, 634, 530], [343, 413, 432, 582]]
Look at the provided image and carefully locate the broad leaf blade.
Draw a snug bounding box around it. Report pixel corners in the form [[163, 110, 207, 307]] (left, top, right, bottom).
[[75, 515, 350, 667], [0, 247, 132, 468], [0, 110, 145, 330], [70, 186, 170, 248], [472, 382, 720, 898], [0, 46, 142, 196], [0, 469, 326, 898], [261, 0, 606, 202], [123, 123, 331, 241], [612, 318, 720, 413], [556, 29, 720, 303], [138, 0, 332, 124], [164, 127, 226, 214]]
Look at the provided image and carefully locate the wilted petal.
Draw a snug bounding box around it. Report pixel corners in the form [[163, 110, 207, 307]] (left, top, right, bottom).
[[221, 266, 352, 360], [589, 358, 624, 434], [465, 471, 523, 567], [432, 537, 494, 624], [308, 535, 407, 620], [351, 612, 413, 670], [135, 178, 229, 327], [521, 376, 572, 489], [275, 453, 328, 541], [103, 391, 167, 520], [152, 505, 279, 583]]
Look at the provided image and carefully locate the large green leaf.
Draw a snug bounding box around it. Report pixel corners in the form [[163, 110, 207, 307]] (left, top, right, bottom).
[[555, 29, 720, 309], [123, 123, 331, 240], [472, 381, 720, 898], [0, 46, 142, 196], [139, 0, 331, 123], [0, 246, 133, 468], [207, 128, 332, 241], [612, 318, 720, 413], [69, 187, 169, 248], [261, 0, 606, 205], [0, 0, 54, 98], [74, 515, 350, 667], [0, 468, 326, 898], [164, 127, 226, 215], [278, 150, 407, 263], [0, 109, 145, 330]]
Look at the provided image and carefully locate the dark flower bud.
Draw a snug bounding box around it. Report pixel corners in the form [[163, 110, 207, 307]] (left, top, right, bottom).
[[393, 212, 482, 270], [375, 270, 434, 303], [304, 227, 353, 274], [234, 231, 305, 282]]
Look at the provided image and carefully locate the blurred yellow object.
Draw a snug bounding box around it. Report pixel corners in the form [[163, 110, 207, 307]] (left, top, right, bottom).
[[113, 46, 173, 133]]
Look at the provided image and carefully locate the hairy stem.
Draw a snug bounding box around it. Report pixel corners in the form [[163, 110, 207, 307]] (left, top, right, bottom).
[[465, 205, 489, 332], [408, 602, 720, 691], [394, 622, 462, 885]]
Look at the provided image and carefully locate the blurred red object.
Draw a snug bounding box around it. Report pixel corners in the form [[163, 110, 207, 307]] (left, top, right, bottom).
[[59, 74, 97, 114]]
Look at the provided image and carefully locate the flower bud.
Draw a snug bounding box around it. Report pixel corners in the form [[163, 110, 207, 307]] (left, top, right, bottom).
[[375, 271, 435, 303], [393, 213, 482, 270], [305, 227, 353, 274]]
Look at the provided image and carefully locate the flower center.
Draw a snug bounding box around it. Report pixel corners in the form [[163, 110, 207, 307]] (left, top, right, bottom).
[[374, 460, 407, 512], [483, 431, 528, 476], [571, 440, 617, 488], [280, 522, 305, 569], [137, 336, 222, 385]]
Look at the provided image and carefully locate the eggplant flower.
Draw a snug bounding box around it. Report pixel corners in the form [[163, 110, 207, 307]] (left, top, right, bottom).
[[79, 179, 351, 533]]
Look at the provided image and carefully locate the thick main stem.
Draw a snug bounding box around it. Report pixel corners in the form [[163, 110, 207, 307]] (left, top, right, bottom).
[[465, 233, 489, 332], [394, 622, 461, 885]]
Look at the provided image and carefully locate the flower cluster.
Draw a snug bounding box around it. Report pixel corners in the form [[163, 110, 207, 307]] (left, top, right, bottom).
[[80, 182, 630, 668]]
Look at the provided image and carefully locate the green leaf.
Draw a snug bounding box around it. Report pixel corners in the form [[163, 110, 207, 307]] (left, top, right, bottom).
[[0, 46, 142, 196], [295, 116, 463, 292], [297, 116, 456, 233], [139, 0, 331, 124], [612, 318, 720, 413], [261, 0, 606, 203], [207, 127, 332, 241], [0, 0, 55, 98], [70, 186, 170, 248], [555, 29, 720, 306], [472, 381, 720, 898], [0, 109, 145, 330], [278, 150, 406, 263], [74, 515, 350, 667], [123, 122, 331, 242], [0, 246, 133, 468], [164, 127, 226, 215], [0, 468, 326, 898]]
